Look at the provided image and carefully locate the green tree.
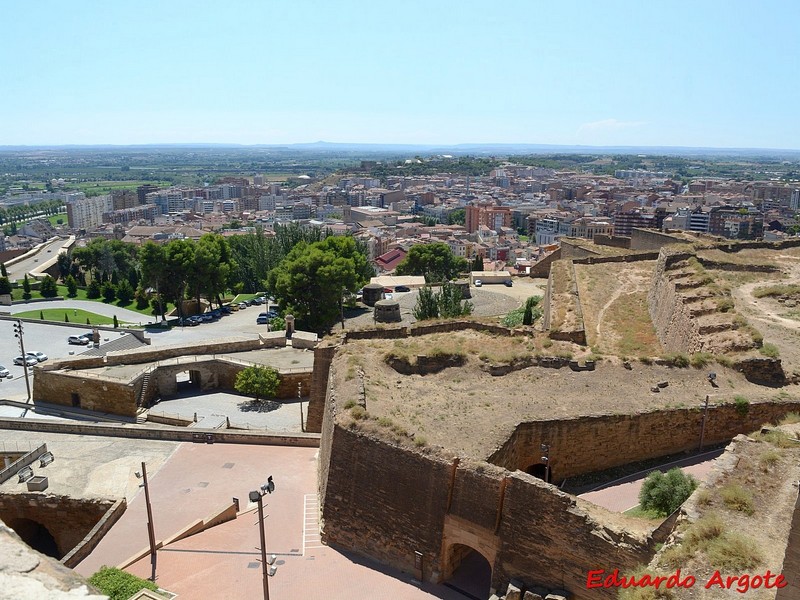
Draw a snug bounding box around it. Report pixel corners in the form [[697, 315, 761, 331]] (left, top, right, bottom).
[[472, 254, 484, 271], [86, 279, 101, 299], [0, 276, 11, 295], [64, 313, 69, 323], [268, 236, 371, 333], [163, 239, 196, 320], [139, 242, 167, 319], [1, 262, 7, 277], [448, 208, 466, 225], [40, 310, 44, 320], [102, 281, 116, 302], [22, 274, 31, 300], [412, 286, 439, 320], [39, 275, 58, 298], [116, 280, 134, 305], [65, 275, 78, 298], [522, 296, 542, 326], [234, 365, 281, 403], [639, 468, 698, 516], [395, 242, 468, 283], [113, 314, 119, 328]]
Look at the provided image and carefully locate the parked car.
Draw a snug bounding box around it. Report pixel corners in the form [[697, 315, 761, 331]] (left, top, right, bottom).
[[14, 355, 38, 367], [395, 285, 411, 292], [68, 335, 90, 345], [383, 287, 393, 293], [266, 310, 279, 319], [220, 305, 233, 314], [504, 280, 513, 287], [26, 351, 48, 362], [179, 317, 198, 327], [252, 297, 264, 305], [0, 366, 10, 378], [238, 302, 248, 310], [256, 314, 270, 325], [474, 279, 482, 287]]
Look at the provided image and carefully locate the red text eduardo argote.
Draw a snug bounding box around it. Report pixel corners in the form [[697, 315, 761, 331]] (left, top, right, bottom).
[[586, 569, 787, 593]]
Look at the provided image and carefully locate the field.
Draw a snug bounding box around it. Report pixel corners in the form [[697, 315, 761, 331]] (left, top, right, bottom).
[[13, 308, 115, 326]]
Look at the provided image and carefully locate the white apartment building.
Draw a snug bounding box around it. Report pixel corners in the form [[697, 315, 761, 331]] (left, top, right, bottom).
[[66, 194, 112, 230]]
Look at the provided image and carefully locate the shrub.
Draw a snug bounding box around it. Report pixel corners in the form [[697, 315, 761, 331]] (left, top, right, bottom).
[[116, 280, 134, 305], [88, 567, 158, 600], [780, 412, 800, 425], [350, 405, 367, 420], [715, 297, 735, 312], [720, 484, 755, 515], [733, 395, 749, 417], [113, 315, 119, 328], [22, 274, 31, 300], [760, 450, 781, 469], [39, 310, 44, 320], [706, 532, 763, 570], [342, 399, 357, 410], [689, 353, 713, 368], [639, 468, 698, 516], [662, 353, 690, 368], [0, 276, 11, 295], [414, 435, 427, 447], [759, 343, 780, 358]]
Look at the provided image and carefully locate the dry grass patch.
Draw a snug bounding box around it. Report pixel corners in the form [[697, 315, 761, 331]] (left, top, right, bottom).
[[719, 484, 755, 515], [605, 291, 661, 357]]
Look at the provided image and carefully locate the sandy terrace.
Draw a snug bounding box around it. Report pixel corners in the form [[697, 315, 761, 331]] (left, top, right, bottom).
[[331, 331, 797, 460]]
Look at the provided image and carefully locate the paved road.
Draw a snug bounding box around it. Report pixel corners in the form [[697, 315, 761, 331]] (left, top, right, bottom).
[[6, 238, 69, 281], [578, 449, 724, 512]]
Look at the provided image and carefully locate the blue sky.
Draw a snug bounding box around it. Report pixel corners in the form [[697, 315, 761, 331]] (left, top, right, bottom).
[[2, 0, 799, 148]]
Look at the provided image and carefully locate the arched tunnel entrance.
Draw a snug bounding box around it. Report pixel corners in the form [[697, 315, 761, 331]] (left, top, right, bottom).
[[525, 462, 550, 483], [444, 543, 492, 600], [176, 369, 202, 393], [7, 517, 61, 558]]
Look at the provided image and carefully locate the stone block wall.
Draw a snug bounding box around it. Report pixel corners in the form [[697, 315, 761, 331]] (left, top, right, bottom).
[[0, 494, 113, 559], [307, 345, 337, 433], [594, 234, 631, 249], [488, 400, 800, 482], [777, 485, 800, 600], [629, 228, 687, 251], [319, 421, 651, 598], [648, 249, 702, 353], [543, 260, 586, 345], [528, 248, 561, 278], [32, 372, 137, 418]]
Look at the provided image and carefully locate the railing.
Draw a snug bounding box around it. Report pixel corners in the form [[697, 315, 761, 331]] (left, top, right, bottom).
[[0, 442, 47, 484]]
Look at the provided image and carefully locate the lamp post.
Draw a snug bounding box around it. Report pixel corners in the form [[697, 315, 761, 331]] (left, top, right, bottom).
[[250, 476, 276, 600], [13, 320, 31, 401], [137, 462, 157, 582]]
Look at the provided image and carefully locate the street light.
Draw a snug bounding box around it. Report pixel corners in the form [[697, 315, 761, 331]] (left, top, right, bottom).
[[13, 320, 31, 401], [250, 476, 276, 600]]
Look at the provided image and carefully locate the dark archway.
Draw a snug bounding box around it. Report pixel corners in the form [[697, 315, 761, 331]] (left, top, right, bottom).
[[8, 517, 60, 558], [525, 462, 549, 482], [444, 544, 492, 600], [176, 369, 201, 393]]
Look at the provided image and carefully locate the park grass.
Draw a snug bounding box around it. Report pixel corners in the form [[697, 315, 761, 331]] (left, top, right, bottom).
[[14, 308, 116, 326], [11, 285, 172, 318], [623, 505, 664, 520]]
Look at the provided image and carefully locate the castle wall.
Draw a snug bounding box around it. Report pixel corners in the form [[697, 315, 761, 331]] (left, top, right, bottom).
[[488, 401, 800, 481]]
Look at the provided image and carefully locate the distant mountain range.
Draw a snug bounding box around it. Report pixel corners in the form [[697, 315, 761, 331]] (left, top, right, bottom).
[[1, 141, 799, 158]]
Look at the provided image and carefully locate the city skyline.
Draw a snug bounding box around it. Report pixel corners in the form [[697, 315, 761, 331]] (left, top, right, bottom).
[[2, 0, 799, 150]]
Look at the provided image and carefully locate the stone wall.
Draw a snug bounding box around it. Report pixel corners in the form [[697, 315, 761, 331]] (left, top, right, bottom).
[[543, 259, 586, 344], [319, 421, 651, 598], [648, 249, 703, 353], [104, 337, 264, 366], [594, 234, 631, 249], [528, 248, 561, 278], [32, 371, 138, 418], [560, 239, 601, 260], [629, 228, 687, 251], [0, 494, 113, 560], [307, 345, 337, 433], [777, 485, 800, 600], [488, 400, 800, 481]]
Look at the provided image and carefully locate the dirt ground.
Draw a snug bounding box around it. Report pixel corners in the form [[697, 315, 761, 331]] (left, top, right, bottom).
[[331, 330, 797, 461]]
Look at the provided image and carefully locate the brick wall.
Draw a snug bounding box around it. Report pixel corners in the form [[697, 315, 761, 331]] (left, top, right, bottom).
[[32, 371, 138, 417]]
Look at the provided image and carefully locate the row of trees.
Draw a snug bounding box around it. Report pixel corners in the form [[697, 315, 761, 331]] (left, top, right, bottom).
[[56, 224, 374, 332]]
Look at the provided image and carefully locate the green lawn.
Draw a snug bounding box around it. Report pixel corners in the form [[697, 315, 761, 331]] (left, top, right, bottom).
[[622, 505, 664, 520], [14, 308, 116, 326], [11, 285, 172, 318], [232, 292, 266, 303]]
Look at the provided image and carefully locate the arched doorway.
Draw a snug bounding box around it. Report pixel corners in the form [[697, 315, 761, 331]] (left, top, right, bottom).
[[525, 463, 549, 482], [176, 369, 201, 393], [8, 517, 60, 558], [444, 543, 492, 600]]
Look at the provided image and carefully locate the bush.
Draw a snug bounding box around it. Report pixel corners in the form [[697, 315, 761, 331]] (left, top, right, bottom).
[[639, 468, 698, 516], [720, 484, 755, 515], [706, 532, 763, 570], [689, 353, 713, 368], [0, 276, 11, 295], [759, 343, 780, 358], [733, 395, 749, 417], [662, 353, 690, 368], [22, 274, 31, 300], [88, 567, 158, 600]]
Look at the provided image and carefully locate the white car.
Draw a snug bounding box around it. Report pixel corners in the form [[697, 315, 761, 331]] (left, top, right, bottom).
[[0, 366, 10, 378], [26, 351, 48, 362], [14, 355, 38, 367], [474, 279, 482, 287], [68, 335, 90, 345]]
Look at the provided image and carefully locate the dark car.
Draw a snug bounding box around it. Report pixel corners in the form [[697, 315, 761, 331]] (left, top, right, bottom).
[[220, 305, 232, 314], [504, 280, 513, 287], [256, 315, 270, 325], [395, 285, 411, 292], [179, 317, 199, 327]]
